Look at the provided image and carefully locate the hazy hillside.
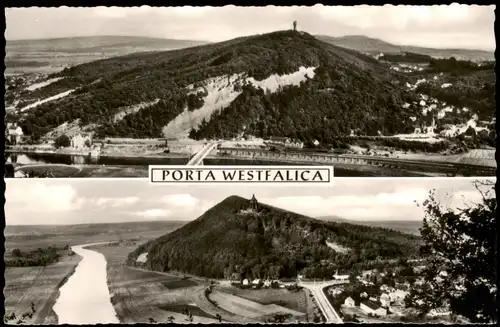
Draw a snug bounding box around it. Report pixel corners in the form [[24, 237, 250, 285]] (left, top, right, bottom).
[[316, 35, 494, 62], [6, 35, 208, 54], [4, 221, 186, 238], [318, 217, 422, 235], [5, 35, 208, 74], [128, 195, 421, 280]]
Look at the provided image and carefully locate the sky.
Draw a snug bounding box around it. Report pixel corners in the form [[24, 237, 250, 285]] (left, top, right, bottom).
[[5, 4, 496, 50], [5, 178, 494, 226]]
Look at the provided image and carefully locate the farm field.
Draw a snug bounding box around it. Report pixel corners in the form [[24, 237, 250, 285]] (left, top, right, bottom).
[[4, 221, 184, 324], [6, 221, 322, 324], [4, 254, 81, 324], [89, 242, 221, 324], [216, 284, 309, 315], [90, 241, 314, 324], [207, 288, 306, 322], [5, 221, 183, 254]]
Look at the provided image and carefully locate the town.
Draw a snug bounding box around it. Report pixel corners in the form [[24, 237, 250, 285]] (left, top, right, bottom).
[[217, 261, 452, 324]]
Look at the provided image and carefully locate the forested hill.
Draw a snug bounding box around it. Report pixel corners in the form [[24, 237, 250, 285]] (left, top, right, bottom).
[[18, 30, 425, 141], [128, 195, 421, 280]]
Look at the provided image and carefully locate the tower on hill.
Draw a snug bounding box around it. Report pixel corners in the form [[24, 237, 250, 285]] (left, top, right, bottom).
[[249, 194, 259, 211]]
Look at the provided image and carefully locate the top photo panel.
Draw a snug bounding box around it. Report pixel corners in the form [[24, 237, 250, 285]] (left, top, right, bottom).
[[4, 5, 496, 178]]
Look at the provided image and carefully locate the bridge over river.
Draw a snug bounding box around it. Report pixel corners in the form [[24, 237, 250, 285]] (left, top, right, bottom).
[[186, 145, 496, 176], [186, 142, 221, 166]]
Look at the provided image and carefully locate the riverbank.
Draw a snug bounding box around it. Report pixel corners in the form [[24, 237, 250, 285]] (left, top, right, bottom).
[[5, 147, 190, 159], [43, 254, 82, 324], [4, 254, 82, 324], [90, 241, 312, 324], [89, 241, 221, 324], [5, 150, 434, 178], [205, 156, 436, 177], [53, 243, 120, 324]]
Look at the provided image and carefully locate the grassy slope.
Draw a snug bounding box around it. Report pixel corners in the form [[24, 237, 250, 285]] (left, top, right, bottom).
[[130, 195, 421, 280]]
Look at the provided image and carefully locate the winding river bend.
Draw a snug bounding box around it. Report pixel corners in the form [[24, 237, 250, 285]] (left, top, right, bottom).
[[53, 243, 119, 324]]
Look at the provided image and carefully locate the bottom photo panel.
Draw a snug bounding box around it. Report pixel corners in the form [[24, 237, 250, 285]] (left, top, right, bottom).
[[4, 177, 496, 325]]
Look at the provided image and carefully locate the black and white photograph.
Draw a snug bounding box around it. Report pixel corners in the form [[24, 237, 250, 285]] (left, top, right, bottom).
[[4, 177, 496, 324], [4, 5, 496, 178]]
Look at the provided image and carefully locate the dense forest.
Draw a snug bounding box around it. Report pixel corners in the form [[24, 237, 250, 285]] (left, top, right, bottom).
[[188, 65, 421, 141], [381, 52, 433, 63], [128, 196, 421, 280], [18, 31, 422, 140]]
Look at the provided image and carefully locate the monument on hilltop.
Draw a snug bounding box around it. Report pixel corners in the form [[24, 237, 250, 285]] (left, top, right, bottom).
[[249, 194, 259, 211]]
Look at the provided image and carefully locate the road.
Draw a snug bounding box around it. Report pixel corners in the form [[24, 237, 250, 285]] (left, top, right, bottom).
[[186, 142, 220, 166], [298, 281, 343, 323]]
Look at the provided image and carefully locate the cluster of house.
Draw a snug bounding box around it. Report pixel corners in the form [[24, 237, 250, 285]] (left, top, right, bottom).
[[341, 275, 412, 318], [389, 63, 425, 73], [6, 123, 24, 145], [413, 119, 437, 135], [235, 278, 295, 289], [332, 272, 350, 282], [266, 136, 305, 149]]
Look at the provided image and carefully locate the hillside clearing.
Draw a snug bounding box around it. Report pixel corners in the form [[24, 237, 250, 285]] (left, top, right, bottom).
[[25, 77, 64, 91], [20, 89, 75, 112], [162, 66, 316, 139]]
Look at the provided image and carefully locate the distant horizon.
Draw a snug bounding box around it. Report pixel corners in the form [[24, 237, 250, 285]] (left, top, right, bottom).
[[5, 34, 209, 43], [4, 216, 425, 227], [6, 178, 489, 226], [5, 32, 495, 52], [6, 5, 495, 51]]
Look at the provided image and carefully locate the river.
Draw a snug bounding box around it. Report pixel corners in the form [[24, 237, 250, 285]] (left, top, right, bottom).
[[53, 243, 119, 324], [5, 152, 377, 177]]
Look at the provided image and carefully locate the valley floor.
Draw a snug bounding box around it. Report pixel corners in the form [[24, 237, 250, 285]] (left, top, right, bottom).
[[89, 242, 316, 324], [4, 254, 82, 324]]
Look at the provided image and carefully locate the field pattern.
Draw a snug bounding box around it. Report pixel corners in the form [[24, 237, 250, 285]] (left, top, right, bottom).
[[216, 284, 309, 313], [92, 243, 221, 324], [4, 255, 81, 324], [208, 289, 305, 321]]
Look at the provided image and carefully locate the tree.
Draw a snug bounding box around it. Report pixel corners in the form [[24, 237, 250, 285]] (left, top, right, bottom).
[[405, 180, 496, 323], [12, 248, 22, 257], [293, 21, 297, 31], [54, 134, 71, 148]]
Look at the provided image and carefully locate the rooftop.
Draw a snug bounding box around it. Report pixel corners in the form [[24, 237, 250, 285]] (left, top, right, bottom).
[[361, 300, 381, 311]]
